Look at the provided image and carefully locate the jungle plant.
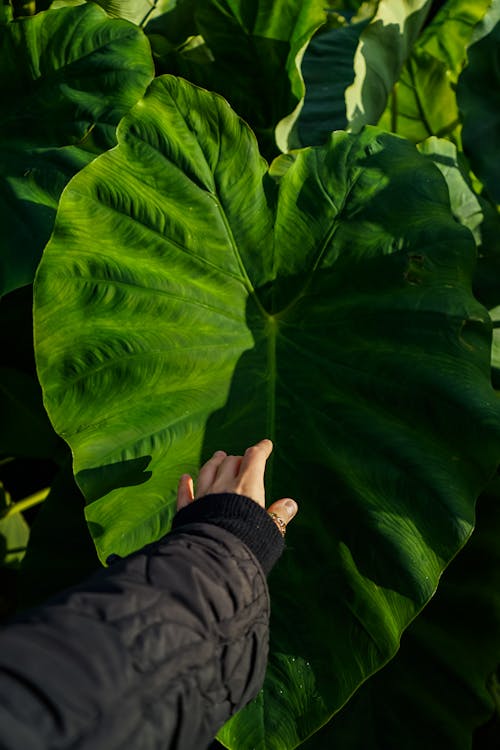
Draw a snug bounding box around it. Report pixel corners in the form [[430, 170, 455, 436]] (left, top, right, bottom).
[[1, 1, 500, 748]]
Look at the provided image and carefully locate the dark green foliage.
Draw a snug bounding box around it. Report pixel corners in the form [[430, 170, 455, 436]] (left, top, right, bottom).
[[2, 0, 500, 747]]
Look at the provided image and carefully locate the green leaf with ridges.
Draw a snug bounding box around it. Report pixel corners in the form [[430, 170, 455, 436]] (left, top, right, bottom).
[[34, 76, 500, 748], [0, 4, 154, 294]]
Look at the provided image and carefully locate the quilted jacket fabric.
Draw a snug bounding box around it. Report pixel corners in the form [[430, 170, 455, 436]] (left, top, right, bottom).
[[0, 492, 285, 750]]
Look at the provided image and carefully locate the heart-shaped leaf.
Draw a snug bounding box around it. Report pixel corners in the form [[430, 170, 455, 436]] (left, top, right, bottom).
[[34, 76, 500, 747]]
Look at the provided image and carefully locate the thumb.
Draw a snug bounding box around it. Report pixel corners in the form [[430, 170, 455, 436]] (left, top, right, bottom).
[[176, 474, 194, 512], [267, 497, 298, 529]]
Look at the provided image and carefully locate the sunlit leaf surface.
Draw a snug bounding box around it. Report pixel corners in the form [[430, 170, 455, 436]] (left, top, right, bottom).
[[35, 76, 500, 748]]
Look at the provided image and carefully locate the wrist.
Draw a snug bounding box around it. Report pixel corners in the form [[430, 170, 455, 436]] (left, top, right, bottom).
[[171, 493, 285, 575]]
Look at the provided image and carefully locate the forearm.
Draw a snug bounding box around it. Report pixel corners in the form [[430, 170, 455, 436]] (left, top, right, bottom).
[[0, 495, 282, 750]]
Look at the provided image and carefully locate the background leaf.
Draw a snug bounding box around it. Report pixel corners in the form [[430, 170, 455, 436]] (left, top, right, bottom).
[[93, 0, 175, 27], [346, 0, 433, 132], [146, 0, 331, 160], [0, 3, 154, 294], [378, 0, 491, 144], [415, 136, 500, 315], [0, 485, 30, 570], [0, 483, 30, 619], [417, 136, 483, 245], [34, 76, 500, 748], [18, 462, 99, 610], [457, 16, 500, 204], [296, 8, 374, 147], [0, 366, 65, 460], [300, 475, 500, 750]]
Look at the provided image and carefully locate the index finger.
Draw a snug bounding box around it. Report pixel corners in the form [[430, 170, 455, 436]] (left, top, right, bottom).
[[238, 438, 273, 479]]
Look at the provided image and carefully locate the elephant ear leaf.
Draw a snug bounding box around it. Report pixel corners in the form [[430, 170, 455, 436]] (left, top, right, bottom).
[[0, 4, 154, 295], [34, 75, 500, 748]]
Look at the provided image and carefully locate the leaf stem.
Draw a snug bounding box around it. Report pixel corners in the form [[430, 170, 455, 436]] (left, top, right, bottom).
[[1, 488, 49, 519]]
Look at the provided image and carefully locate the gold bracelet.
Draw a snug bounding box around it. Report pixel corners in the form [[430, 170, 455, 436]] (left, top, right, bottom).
[[267, 511, 286, 537]]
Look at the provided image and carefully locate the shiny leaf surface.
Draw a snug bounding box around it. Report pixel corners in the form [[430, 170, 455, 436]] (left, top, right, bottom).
[[34, 75, 500, 748]]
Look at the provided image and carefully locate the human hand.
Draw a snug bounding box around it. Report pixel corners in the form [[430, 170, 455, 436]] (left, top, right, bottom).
[[176, 439, 298, 535]]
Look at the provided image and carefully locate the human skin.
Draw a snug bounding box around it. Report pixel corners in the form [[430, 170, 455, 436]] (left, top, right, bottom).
[[176, 439, 298, 532]]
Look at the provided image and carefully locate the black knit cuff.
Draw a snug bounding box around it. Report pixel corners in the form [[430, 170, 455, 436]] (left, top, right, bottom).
[[171, 493, 285, 575]]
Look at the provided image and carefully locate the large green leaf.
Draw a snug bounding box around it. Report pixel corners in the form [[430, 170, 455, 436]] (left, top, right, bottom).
[[34, 76, 500, 748], [0, 3, 154, 295], [147, 0, 330, 160], [301, 475, 500, 750], [457, 17, 500, 205], [378, 0, 491, 144]]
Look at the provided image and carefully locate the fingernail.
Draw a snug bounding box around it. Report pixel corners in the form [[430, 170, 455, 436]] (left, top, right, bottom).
[[285, 499, 298, 516]]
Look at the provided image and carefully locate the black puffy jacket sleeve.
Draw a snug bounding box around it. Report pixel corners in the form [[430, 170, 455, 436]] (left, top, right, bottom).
[[0, 493, 285, 750]]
